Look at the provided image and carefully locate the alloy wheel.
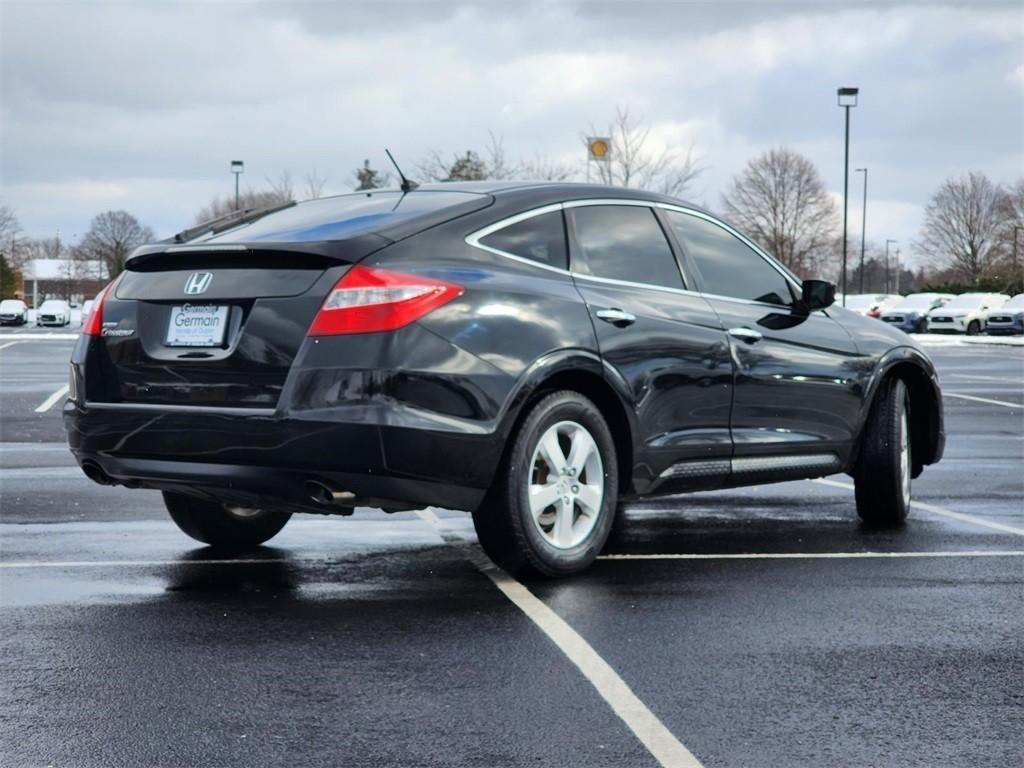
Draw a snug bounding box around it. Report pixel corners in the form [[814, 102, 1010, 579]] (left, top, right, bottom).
[[527, 420, 604, 549], [899, 401, 912, 508]]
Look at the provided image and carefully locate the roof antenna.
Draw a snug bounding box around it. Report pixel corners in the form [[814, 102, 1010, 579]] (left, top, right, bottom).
[[385, 149, 419, 193]]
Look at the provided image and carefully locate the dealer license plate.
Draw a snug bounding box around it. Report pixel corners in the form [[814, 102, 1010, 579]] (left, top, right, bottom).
[[166, 304, 229, 347]]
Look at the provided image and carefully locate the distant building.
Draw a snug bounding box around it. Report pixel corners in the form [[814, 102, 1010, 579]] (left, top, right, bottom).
[[22, 258, 108, 307]]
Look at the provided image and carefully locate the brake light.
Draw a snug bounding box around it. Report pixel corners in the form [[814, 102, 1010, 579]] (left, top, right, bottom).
[[308, 265, 463, 336], [82, 275, 122, 337]]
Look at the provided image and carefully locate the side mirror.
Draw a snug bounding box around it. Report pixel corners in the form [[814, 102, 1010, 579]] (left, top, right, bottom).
[[799, 279, 835, 312]]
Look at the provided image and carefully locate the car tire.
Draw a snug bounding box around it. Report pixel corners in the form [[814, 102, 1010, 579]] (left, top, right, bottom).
[[163, 491, 291, 549], [966, 320, 981, 335], [854, 377, 911, 526], [472, 390, 618, 578]]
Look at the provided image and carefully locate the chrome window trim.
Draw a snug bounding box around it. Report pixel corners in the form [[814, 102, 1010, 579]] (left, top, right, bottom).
[[464, 203, 570, 275], [465, 198, 808, 309], [562, 198, 656, 209], [570, 271, 702, 300]]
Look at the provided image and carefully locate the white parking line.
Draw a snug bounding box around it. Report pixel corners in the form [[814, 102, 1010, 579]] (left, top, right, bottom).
[[814, 478, 1024, 536], [599, 551, 1024, 560], [415, 508, 704, 768], [34, 384, 70, 413], [945, 373, 1024, 384], [0, 333, 78, 340], [944, 392, 1020, 409], [0, 340, 21, 351]]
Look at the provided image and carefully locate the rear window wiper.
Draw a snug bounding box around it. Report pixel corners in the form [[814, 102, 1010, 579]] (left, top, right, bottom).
[[169, 200, 297, 244]]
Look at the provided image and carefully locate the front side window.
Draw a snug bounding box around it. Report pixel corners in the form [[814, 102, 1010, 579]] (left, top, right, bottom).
[[571, 205, 684, 290], [666, 211, 794, 306], [478, 210, 567, 269]]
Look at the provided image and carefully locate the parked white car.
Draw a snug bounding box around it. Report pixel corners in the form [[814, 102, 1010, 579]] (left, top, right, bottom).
[[879, 293, 955, 333], [984, 293, 1024, 336], [926, 293, 1009, 335], [842, 293, 903, 318], [0, 299, 29, 326], [35, 299, 72, 327]]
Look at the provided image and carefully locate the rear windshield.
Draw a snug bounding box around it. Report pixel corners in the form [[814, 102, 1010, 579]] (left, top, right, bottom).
[[200, 190, 486, 243]]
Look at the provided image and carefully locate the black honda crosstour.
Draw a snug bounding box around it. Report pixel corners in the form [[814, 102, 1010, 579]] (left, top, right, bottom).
[[65, 182, 944, 576]]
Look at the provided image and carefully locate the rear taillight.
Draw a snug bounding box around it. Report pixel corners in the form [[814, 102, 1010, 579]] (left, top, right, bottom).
[[308, 265, 463, 336], [82, 276, 122, 337]]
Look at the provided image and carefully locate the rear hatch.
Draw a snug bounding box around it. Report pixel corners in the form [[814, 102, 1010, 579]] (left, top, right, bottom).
[[87, 247, 357, 408], [82, 189, 492, 409]]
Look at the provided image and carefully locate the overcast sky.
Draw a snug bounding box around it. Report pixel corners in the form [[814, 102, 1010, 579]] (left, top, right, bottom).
[[2, 0, 1021, 266]]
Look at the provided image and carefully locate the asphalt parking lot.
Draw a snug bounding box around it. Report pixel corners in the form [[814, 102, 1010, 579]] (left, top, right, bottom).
[[1, 333, 1021, 767]]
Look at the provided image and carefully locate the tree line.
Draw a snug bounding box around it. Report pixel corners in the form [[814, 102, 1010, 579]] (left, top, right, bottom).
[[2, 106, 1021, 297]]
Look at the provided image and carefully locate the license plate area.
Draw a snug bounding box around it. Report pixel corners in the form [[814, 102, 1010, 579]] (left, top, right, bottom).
[[166, 304, 229, 347]]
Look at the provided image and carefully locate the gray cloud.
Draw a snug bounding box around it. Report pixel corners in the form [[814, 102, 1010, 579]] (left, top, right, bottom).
[[1, 0, 1020, 262]]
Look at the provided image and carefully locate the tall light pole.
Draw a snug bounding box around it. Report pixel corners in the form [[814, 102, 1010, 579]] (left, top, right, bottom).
[[886, 239, 897, 294], [230, 160, 244, 210], [837, 87, 859, 306], [1011, 227, 1019, 292], [894, 247, 901, 294], [855, 167, 867, 294]]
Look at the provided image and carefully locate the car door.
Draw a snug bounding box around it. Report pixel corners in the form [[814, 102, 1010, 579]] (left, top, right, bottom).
[[566, 201, 733, 493], [662, 207, 862, 476]]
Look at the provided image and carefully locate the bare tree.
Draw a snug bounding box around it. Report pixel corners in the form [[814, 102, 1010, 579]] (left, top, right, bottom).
[[417, 149, 489, 182], [915, 171, 1006, 285], [303, 169, 329, 200], [417, 132, 513, 182], [993, 178, 1024, 278], [266, 170, 294, 202], [520, 155, 575, 181], [78, 211, 155, 278], [0, 204, 29, 272], [582, 106, 703, 197], [720, 148, 838, 277], [195, 189, 289, 223], [353, 159, 391, 190]]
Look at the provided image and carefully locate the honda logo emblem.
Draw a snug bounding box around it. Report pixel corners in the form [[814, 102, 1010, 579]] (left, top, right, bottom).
[[184, 272, 213, 295]]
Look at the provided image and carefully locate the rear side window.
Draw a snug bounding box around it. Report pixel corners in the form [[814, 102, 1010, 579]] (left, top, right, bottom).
[[478, 210, 567, 269], [571, 205, 684, 290], [666, 211, 794, 306]]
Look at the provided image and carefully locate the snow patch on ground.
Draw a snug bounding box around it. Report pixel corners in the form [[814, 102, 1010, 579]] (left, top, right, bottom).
[[914, 334, 1024, 347]]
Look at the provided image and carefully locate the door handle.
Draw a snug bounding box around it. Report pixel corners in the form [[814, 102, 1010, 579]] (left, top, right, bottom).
[[595, 308, 637, 327], [728, 327, 763, 343]]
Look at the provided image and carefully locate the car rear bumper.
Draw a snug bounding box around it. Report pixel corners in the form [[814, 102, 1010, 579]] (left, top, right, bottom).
[[64, 401, 498, 513]]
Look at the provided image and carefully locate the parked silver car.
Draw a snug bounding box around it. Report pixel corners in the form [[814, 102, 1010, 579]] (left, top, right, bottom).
[[926, 293, 1009, 335], [36, 299, 71, 327], [984, 294, 1024, 335], [880, 293, 954, 333], [0, 299, 29, 326]]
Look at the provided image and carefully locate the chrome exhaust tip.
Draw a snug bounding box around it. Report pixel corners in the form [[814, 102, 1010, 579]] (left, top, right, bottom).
[[81, 461, 115, 486], [305, 480, 355, 506]]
